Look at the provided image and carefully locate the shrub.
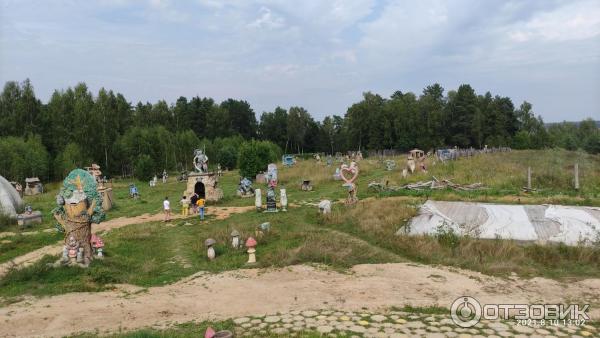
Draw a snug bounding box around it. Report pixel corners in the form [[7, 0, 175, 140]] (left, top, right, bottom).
[[134, 154, 156, 181], [217, 145, 238, 170], [435, 222, 461, 251], [0, 135, 49, 182], [237, 140, 281, 178], [54, 143, 90, 179]]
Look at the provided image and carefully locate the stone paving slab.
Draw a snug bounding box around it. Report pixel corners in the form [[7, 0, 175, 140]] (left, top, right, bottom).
[[232, 309, 598, 337]]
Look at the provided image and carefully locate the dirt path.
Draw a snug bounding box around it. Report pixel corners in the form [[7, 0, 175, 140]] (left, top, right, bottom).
[[1, 262, 599, 337], [0, 206, 255, 278]]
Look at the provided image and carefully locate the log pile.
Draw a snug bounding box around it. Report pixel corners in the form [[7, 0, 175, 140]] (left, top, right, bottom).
[[368, 177, 485, 192]]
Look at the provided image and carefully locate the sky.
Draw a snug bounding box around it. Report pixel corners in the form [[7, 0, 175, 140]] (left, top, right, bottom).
[[1, 0, 599, 122]]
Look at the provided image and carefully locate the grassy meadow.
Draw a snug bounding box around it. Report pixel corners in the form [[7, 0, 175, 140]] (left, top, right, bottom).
[[1, 149, 600, 303]]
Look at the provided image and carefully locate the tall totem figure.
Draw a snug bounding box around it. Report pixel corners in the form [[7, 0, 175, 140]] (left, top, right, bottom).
[[340, 161, 359, 205], [53, 169, 105, 267]]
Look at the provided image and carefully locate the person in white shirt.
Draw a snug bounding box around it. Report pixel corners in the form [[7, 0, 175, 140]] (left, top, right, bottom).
[[163, 196, 171, 222]]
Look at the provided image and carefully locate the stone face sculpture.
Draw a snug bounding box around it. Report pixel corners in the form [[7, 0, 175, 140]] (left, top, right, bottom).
[[266, 163, 278, 187], [53, 169, 105, 267], [85, 163, 113, 210], [282, 155, 295, 167], [0, 175, 24, 219], [236, 177, 255, 198], [301, 180, 313, 191], [265, 186, 277, 212], [280, 188, 287, 211], [340, 162, 359, 205], [318, 200, 332, 214], [24, 177, 43, 196], [333, 167, 342, 181], [385, 160, 396, 171], [406, 156, 416, 174], [255, 188, 262, 211], [193, 149, 209, 173]]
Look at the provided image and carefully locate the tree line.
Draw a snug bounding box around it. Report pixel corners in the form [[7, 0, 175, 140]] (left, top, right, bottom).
[[0, 79, 598, 182]]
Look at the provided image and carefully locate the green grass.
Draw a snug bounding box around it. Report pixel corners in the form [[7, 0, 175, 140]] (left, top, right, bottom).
[[0, 231, 62, 263], [0, 205, 402, 301], [2, 149, 600, 301], [320, 197, 600, 279], [71, 319, 325, 338]]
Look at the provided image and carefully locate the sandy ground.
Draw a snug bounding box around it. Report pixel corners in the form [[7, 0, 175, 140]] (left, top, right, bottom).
[[1, 262, 599, 337], [0, 206, 254, 278]]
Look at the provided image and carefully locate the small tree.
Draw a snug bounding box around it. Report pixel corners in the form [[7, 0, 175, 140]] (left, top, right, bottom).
[[134, 154, 156, 181], [238, 140, 281, 178], [54, 142, 90, 179]]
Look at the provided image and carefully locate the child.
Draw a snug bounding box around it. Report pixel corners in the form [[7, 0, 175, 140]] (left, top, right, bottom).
[[190, 193, 198, 214], [163, 196, 171, 222], [196, 197, 205, 221], [180, 195, 189, 216]]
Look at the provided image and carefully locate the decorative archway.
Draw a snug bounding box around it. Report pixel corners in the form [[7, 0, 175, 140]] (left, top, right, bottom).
[[194, 181, 206, 199]]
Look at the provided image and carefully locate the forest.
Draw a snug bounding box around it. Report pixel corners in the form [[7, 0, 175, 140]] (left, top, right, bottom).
[[0, 79, 598, 182]]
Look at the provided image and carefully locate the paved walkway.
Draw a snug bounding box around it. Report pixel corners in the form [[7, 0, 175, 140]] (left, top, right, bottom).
[[231, 309, 597, 337]]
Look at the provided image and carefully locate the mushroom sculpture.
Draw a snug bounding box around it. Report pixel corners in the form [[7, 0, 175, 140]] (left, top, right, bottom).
[[230, 230, 240, 249], [245, 237, 257, 264], [91, 234, 105, 258], [204, 327, 215, 338], [205, 238, 216, 260]]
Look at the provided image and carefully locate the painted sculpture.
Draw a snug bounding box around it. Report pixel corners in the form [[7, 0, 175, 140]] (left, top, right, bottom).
[[280, 188, 288, 211], [265, 186, 277, 212], [246, 237, 257, 264], [266, 163, 278, 187], [236, 177, 255, 197], [231, 230, 240, 249], [205, 238, 216, 260], [340, 161, 359, 205], [194, 149, 209, 173], [318, 199, 332, 214], [185, 149, 223, 202], [91, 234, 105, 258], [53, 169, 105, 267]]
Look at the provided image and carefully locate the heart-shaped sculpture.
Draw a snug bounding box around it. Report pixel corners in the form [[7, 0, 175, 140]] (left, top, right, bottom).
[[340, 164, 359, 184]]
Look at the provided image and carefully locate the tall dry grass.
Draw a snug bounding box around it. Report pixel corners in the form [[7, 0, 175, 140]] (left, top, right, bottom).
[[277, 158, 379, 186], [381, 149, 600, 194], [323, 196, 600, 277]]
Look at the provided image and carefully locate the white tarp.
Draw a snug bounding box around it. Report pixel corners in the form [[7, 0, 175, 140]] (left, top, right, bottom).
[[403, 200, 600, 246], [0, 175, 24, 218]]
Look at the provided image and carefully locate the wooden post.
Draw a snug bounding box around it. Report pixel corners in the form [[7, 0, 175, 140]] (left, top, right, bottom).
[[574, 163, 579, 190], [527, 167, 532, 191]]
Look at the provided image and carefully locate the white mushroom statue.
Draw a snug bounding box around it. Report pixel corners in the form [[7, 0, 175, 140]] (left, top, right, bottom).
[[230, 230, 240, 249], [205, 238, 216, 260]]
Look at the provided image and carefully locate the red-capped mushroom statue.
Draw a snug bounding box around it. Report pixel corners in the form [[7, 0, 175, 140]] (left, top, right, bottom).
[[245, 237, 257, 264]]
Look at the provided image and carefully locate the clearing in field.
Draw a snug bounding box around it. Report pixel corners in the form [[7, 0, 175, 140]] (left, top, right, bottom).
[[1, 149, 600, 338]]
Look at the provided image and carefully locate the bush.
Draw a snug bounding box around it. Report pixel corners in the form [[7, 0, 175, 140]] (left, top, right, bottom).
[[435, 222, 461, 251], [0, 135, 49, 182], [217, 145, 238, 170], [237, 140, 281, 178], [134, 154, 156, 181], [54, 143, 90, 179], [584, 133, 600, 154]]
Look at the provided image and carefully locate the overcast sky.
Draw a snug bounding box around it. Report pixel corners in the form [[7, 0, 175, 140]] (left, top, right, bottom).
[[1, 0, 599, 122]]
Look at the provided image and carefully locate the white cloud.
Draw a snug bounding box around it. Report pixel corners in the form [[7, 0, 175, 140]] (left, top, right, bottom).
[[247, 7, 285, 29], [508, 0, 600, 42], [0, 0, 598, 121]]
